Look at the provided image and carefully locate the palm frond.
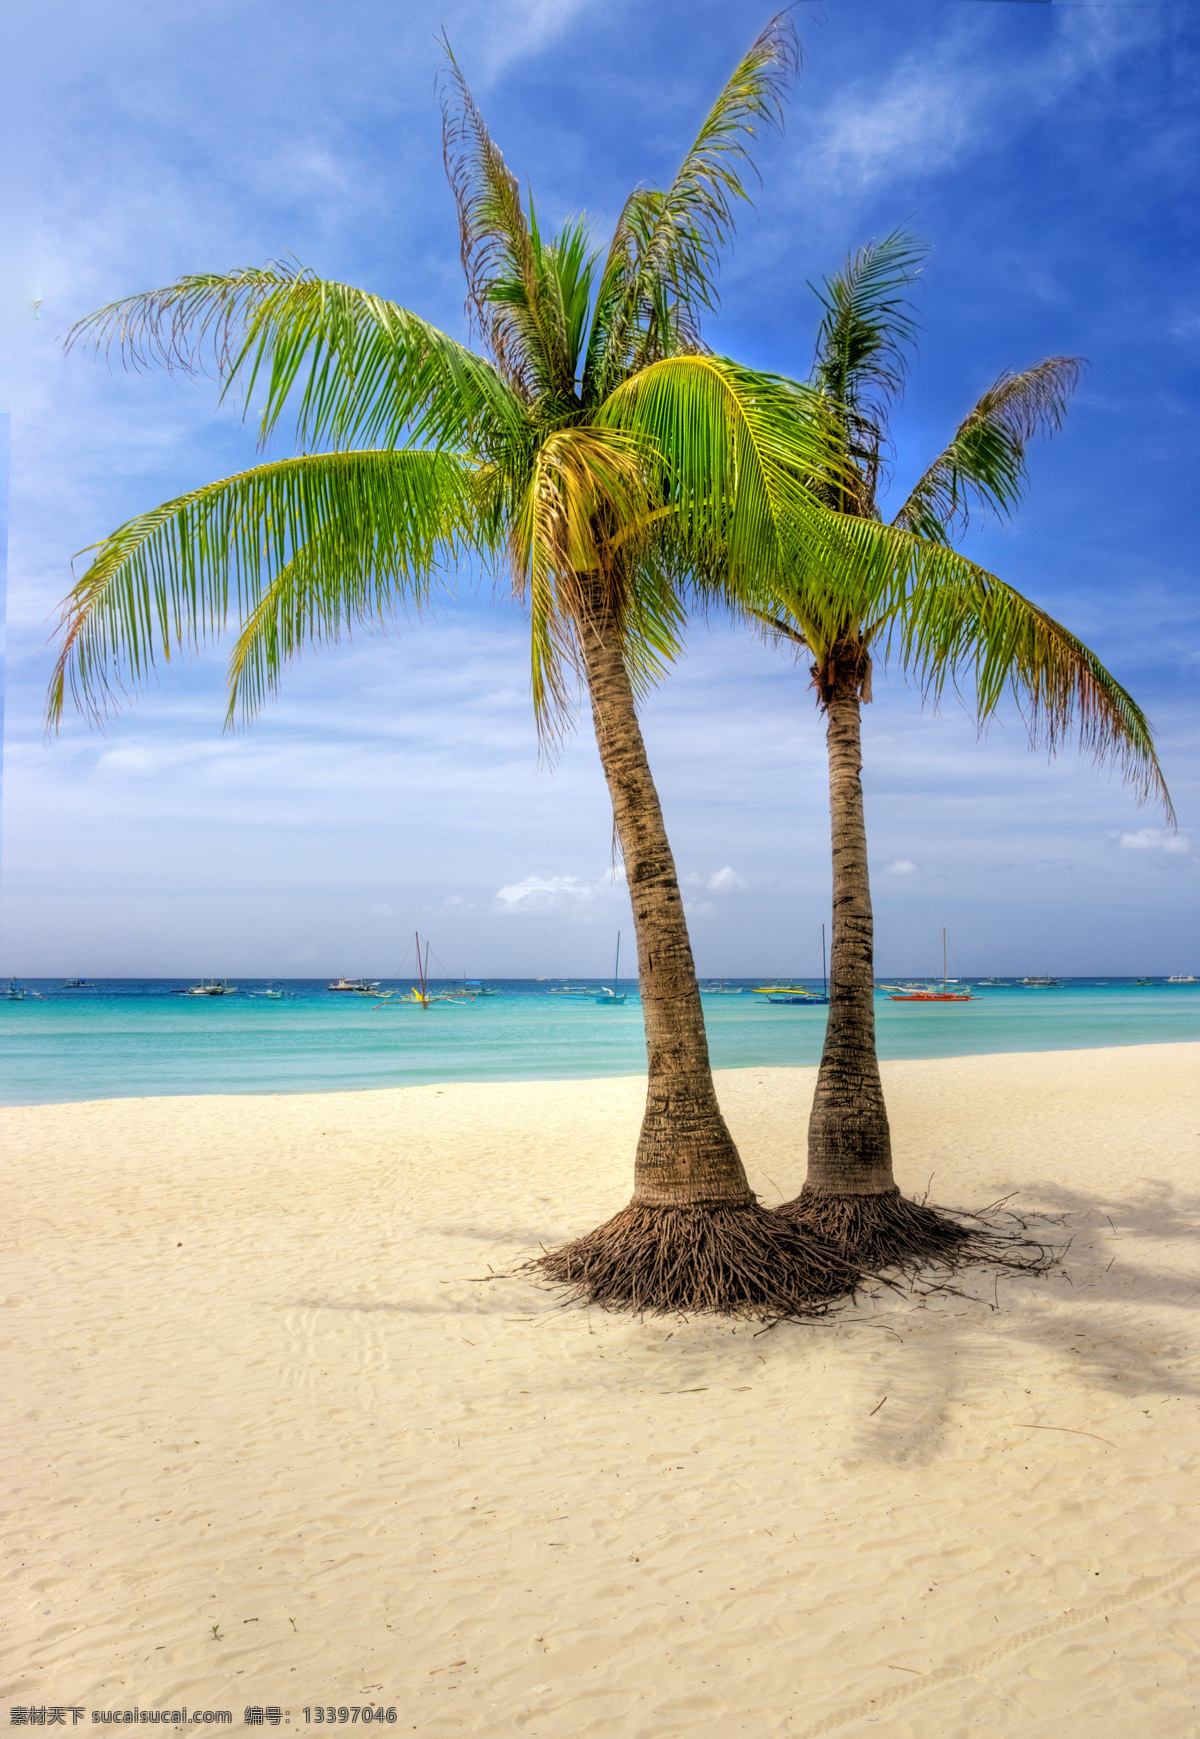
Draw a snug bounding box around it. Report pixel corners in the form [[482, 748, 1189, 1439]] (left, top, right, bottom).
[[440, 47, 591, 402], [892, 357, 1083, 539], [67, 264, 523, 455], [767, 524, 1171, 816], [47, 450, 480, 730], [583, 12, 798, 398], [810, 229, 926, 506], [506, 425, 663, 732], [893, 556, 1172, 816], [598, 352, 851, 597]]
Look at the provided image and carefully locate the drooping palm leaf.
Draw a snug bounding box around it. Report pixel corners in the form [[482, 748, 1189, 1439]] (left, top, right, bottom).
[[47, 449, 479, 728], [67, 265, 525, 455], [892, 357, 1083, 539], [891, 556, 1172, 815]]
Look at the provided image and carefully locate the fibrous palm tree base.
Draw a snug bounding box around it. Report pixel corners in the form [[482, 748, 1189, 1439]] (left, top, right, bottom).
[[776, 1185, 1052, 1275], [530, 1200, 860, 1318]]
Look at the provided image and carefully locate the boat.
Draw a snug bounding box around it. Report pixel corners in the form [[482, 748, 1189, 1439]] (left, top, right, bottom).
[[595, 934, 628, 1004], [256, 981, 294, 999], [327, 976, 378, 993], [1020, 976, 1060, 988], [889, 930, 973, 1002], [767, 924, 829, 1005], [6, 978, 26, 1000], [548, 980, 594, 995], [180, 978, 238, 996], [59, 977, 90, 989], [1167, 975, 1197, 984], [1134, 977, 1154, 987], [701, 981, 743, 995], [976, 977, 1007, 988]]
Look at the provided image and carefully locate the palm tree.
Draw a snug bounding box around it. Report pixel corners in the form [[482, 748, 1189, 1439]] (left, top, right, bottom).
[[47, 18, 896, 1315], [761, 233, 1171, 1266]]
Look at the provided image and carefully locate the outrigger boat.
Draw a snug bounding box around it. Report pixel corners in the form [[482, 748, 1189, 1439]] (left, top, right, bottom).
[[888, 931, 973, 1002], [181, 978, 238, 996], [767, 925, 830, 1004], [327, 976, 378, 993]]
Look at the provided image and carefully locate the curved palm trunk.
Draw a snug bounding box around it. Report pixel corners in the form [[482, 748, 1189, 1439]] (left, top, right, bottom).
[[579, 606, 751, 1208], [776, 654, 978, 1268], [534, 595, 860, 1316]]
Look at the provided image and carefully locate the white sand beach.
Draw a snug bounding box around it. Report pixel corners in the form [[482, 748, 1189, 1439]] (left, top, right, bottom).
[[3, 1043, 1199, 1735]]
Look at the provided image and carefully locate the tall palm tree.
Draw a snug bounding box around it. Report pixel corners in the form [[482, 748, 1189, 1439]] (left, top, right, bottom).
[[47, 18, 897, 1315], [762, 233, 1171, 1266]]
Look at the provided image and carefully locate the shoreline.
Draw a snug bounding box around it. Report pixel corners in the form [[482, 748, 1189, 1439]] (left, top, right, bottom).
[[4, 1043, 1199, 1731], [4, 1027, 1199, 1111]]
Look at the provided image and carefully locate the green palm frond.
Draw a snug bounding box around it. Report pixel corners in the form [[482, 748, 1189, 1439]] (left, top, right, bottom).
[[67, 264, 524, 455], [440, 47, 593, 403], [892, 357, 1083, 539], [598, 352, 847, 592], [583, 12, 798, 399], [507, 425, 663, 729], [47, 450, 480, 729], [810, 230, 926, 505], [763, 522, 1170, 813], [890, 556, 1172, 816]]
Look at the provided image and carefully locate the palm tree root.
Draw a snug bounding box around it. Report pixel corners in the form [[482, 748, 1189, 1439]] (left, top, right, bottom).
[[529, 1199, 861, 1319], [776, 1184, 1055, 1275]]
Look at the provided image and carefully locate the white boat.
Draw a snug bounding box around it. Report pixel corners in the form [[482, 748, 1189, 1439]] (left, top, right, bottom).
[[548, 980, 594, 995], [1167, 975, 1197, 984], [595, 934, 628, 1005], [327, 976, 378, 993], [1020, 976, 1060, 988], [181, 978, 238, 996]]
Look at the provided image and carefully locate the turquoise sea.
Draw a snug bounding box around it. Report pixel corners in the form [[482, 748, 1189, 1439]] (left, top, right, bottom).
[[1, 977, 1197, 1106]]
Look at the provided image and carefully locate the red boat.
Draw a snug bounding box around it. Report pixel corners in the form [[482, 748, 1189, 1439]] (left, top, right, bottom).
[[887, 929, 974, 1002]]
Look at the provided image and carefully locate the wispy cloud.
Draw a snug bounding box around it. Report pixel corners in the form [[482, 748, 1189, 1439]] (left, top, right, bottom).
[[884, 859, 919, 877], [707, 866, 748, 894], [1117, 829, 1192, 857]]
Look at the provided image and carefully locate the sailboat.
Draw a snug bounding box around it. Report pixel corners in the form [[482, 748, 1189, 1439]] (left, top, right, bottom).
[[595, 933, 627, 1004], [768, 925, 830, 1005], [888, 929, 973, 1002]]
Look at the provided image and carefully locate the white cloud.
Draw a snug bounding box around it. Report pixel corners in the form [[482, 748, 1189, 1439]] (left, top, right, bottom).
[[369, 902, 394, 917], [494, 874, 596, 911], [885, 859, 918, 876], [707, 866, 748, 894], [1117, 829, 1192, 855]]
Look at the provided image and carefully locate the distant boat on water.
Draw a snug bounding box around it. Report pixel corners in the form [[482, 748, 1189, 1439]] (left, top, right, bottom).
[[1020, 976, 1060, 988], [1167, 975, 1197, 984], [767, 924, 829, 1005], [327, 976, 378, 993], [6, 978, 27, 1000], [595, 934, 627, 1004], [701, 981, 744, 995], [59, 977, 90, 989], [181, 978, 237, 996], [548, 980, 594, 995], [889, 930, 973, 1002]]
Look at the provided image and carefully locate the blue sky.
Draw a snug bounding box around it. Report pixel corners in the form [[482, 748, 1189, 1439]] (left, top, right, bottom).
[[2, 0, 1197, 979]]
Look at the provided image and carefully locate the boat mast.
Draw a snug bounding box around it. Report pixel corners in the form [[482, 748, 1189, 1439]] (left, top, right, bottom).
[[942, 926, 948, 991], [614, 932, 621, 995], [415, 931, 428, 1006]]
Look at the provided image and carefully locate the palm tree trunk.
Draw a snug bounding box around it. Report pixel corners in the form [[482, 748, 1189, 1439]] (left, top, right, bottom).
[[577, 602, 751, 1208], [806, 680, 894, 1194], [776, 655, 981, 1268], [532, 593, 860, 1316]]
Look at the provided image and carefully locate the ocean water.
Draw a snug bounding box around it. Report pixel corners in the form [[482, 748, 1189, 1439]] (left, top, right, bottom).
[[1, 977, 1197, 1106]]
